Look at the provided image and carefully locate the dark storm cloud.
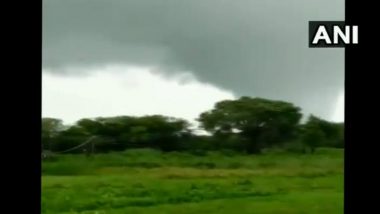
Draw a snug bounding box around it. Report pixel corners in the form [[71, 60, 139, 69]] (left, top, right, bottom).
[[43, 0, 344, 119]]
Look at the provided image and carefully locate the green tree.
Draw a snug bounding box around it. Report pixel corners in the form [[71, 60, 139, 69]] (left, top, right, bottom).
[[53, 125, 89, 153], [76, 118, 103, 135], [133, 115, 191, 151], [301, 122, 325, 153], [42, 118, 64, 150], [301, 115, 344, 151], [198, 97, 302, 154], [75, 115, 191, 152]]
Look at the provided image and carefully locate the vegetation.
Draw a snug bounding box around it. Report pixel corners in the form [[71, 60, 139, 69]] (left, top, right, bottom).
[[42, 148, 343, 214], [42, 96, 344, 213], [42, 97, 344, 155], [198, 97, 302, 153]]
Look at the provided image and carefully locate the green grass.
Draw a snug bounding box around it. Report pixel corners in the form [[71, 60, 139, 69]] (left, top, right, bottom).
[[42, 148, 343, 214]]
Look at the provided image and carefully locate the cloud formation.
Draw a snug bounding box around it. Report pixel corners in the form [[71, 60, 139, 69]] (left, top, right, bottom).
[[42, 65, 235, 124], [43, 0, 344, 120]]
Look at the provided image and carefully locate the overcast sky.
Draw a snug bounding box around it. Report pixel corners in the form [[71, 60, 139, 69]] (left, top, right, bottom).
[[42, 0, 344, 125]]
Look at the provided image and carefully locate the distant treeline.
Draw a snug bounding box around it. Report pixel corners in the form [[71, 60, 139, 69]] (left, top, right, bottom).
[[42, 97, 344, 154]]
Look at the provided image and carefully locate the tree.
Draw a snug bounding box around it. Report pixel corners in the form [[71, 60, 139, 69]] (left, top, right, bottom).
[[132, 115, 191, 151], [53, 125, 89, 152], [301, 115, 344, 151], [74, 115, 192, 152], [198, 97, 302, 154], [301, 122, 325, 153], [76, 118, 103, 135], [42, 118, 64, 150]]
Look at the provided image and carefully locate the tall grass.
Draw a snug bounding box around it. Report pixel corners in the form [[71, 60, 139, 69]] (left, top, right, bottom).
[[42, 148, 343, 176]]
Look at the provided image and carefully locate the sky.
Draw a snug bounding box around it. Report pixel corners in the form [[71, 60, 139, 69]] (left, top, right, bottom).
[[42, 0, 345, 125]]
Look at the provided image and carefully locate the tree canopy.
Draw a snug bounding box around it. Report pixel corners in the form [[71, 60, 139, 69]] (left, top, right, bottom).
[[42, 97, 343, 155], [198, 97, 303, 153]]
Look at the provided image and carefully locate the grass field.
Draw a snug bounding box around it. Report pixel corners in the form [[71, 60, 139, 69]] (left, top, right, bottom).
[[42, 148, 343, 214]]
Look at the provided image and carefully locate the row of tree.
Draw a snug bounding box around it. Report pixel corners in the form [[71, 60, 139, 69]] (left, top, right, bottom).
[[42, 97, 344, 154]]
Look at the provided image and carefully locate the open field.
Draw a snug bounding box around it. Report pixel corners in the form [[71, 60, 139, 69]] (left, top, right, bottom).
[[42, 148, 343, 214]]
